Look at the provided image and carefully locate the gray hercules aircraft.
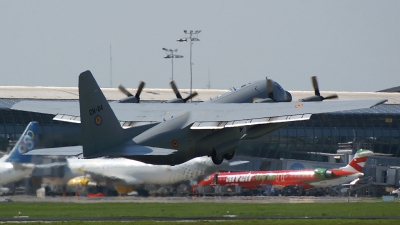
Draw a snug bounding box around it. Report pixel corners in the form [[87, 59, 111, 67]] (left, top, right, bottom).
[[18, 71, 386, 165], [117, 75, 293, 104]]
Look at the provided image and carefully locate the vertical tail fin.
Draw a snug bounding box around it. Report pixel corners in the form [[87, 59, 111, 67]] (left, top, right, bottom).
[[5, 122, 39, 163], [340, 149, 374, 172], [78, 70, 174, 158], [78, 70, 131, 157]]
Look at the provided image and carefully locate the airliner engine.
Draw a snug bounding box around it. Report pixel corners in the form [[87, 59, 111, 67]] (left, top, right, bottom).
[[313, 168, 335, 178], [67, 176, 97, 187]]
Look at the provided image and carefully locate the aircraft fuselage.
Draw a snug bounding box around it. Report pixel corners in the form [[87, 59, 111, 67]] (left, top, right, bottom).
[[200, 169, 363, 191], [0, 162, 33, 186]]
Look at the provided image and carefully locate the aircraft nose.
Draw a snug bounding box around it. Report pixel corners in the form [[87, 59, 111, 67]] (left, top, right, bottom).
[[285, 91, 292, 102]]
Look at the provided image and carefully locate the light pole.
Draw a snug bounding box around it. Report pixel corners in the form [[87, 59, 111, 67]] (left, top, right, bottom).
[[162, 48, 183, 81], [177, 30, 201, 102]]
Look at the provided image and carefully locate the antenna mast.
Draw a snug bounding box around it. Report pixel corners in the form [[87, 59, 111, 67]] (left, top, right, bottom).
[[110, 44, 112, 88], [206, 67, 211, 89]]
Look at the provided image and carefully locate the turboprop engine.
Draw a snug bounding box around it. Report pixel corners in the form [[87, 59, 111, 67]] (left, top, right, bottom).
[[313, 168, 335, 179], [252, 79, 292, 103]]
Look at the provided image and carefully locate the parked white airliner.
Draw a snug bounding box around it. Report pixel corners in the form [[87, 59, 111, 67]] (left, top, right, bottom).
[[62, 156, 247, 194], [0, 122, 38, 194]]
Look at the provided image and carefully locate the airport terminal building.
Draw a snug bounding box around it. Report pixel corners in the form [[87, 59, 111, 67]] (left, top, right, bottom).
[[0, 102, 399, 162], [1, 87, 400, 196], [1, 88, 399, 163], [237, 104, 400, 161]]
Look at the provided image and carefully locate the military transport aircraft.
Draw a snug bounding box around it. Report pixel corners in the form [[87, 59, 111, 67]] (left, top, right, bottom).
[[17, 71, 386, 165], [198, 149, 374, 195], [0, 122, 38, 192], [117, 76, 293, 104]]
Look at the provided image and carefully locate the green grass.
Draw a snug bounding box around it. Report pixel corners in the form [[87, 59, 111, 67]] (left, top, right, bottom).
[[1, 202, 399, 218], [6, 220, 400, 225]]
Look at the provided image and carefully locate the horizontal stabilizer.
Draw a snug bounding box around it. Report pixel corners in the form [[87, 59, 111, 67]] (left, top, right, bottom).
[[25, 145, 176, 157], [25, 146, 83, 156]]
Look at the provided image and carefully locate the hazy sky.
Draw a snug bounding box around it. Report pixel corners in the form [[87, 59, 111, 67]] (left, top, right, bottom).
[[1, 1, 399, 92]]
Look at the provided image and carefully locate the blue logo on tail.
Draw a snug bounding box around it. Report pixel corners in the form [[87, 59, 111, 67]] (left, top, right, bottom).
[[5, 122, 39, 163]]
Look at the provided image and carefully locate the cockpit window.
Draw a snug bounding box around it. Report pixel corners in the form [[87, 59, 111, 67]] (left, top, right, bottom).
[[276, 82, 284, 91]]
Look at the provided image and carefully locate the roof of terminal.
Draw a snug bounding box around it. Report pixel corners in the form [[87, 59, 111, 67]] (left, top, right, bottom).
[[0, 86, 399, 114], [0, 86, 399, 103]]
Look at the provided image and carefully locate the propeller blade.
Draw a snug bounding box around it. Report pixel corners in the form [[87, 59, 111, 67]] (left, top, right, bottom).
[[267, 79, 274, 101], [311, 76, 320, 96], [135, 81, 145, 100], [170, 81, 183, 99], [323, 94, 338, 100], [300, 76, 338, 102], [118, 84, 133, 97], [183, 91, 198, 102]]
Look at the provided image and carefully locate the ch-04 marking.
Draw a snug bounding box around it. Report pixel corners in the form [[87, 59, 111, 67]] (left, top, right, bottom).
[[89, 104, 103, 116]]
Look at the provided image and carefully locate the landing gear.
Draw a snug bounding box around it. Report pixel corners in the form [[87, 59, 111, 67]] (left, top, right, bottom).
[[223, 150, 235, 160], [211, 151, 224, 165]]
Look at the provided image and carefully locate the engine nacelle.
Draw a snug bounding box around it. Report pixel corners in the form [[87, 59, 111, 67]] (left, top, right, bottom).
[[118, 96, 139, 103], [314, 168, 335, 178], [114, 186, 134, 195], [67, 176, 97, 187]]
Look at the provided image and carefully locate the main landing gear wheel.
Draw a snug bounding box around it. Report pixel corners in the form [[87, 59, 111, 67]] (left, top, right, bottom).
[[211, 151, 224, 165], [223, 150, 235, 160]]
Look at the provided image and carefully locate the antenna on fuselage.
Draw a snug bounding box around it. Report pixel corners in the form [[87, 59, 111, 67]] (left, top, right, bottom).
[[206, 67, 211, 89]]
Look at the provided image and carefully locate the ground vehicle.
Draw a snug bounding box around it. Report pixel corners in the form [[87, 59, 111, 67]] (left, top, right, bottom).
[[391, 188, 400, 197]]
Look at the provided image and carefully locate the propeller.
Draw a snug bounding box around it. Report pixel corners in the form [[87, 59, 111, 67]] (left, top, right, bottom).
[[166, 80, 198, 103], [267, 78, 274, 100], [117, 81, 145, 103], [253, 79, 275, 103], [299, 76, 338, 102]]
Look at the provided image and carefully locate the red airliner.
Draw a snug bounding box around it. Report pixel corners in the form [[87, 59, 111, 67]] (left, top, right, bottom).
[[198, 149, 373, 194]]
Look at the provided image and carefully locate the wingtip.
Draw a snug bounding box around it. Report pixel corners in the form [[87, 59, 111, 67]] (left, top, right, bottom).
[[372, 99, 388, 107]]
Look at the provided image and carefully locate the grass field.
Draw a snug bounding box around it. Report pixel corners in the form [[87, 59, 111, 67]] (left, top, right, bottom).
[[5, 220, 400, 225], [1, 202, 399, 224]]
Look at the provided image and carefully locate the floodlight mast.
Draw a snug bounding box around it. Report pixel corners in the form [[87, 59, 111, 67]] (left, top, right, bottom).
[[162, 48, 183, 81], [177, 30, 201, 102]]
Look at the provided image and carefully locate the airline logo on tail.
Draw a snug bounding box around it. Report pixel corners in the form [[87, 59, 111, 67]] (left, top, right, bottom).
[[342, 149, 374, 173], [18, 130, 35, 154], [5, 122, 38, 163]]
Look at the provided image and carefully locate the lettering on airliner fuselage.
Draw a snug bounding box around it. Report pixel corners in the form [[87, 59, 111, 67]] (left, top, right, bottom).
[[225, 174, 277, 183]]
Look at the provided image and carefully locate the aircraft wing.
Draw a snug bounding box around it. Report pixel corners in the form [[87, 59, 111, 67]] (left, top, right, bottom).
[[25, 145, 176, 156], [12, 99, 386, 129]]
